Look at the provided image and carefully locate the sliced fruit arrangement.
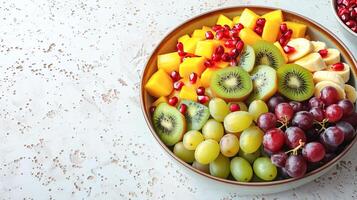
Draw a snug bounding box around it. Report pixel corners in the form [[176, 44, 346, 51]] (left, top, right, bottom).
[[145, 9, 357, 183]]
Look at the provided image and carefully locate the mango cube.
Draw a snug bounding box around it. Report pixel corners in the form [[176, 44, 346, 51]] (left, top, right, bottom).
[[179, 86, 197, 102], [202, 26, 213, 32], [178, 34, 190, 43], [262, 10, 283, 23], [285, 21, 307, 38], [239, 28, 262, 45], [195, 40, 220, 59], [192, 29, 206, 40], [157, 52, 181, 73], [239, 8, 260, 29], [152, 96, 168, 107], [215, 61, 229, 68], [179, 57, 206, 78], [182, 37, 201, 54], [217, 14, 234, 28], [201, 68, 219, 88], [274, 42, 288, 63], [262, 20, 280, 42], [145, 69, 173, 98], [233, 16, 241, 24]]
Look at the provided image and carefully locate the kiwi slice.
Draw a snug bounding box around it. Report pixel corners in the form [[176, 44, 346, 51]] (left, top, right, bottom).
[[210, 67, 253, 101], [277, 64, 314, 101], [247, 65, 278, 103], [153, 103, 186, 146], [237, 45, 255, 73], [253, 41, 285, 69], [179, 100, 210, 130]]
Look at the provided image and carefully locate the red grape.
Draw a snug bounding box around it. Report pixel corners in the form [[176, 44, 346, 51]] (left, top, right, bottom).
[[263, 128, 285, 152], [325, 104, 343, 122], [338, 99, 354, 116], [309, 107, 325, 122], [320, 86, 340, 106], [268, 95, 286, 112], [320, 126, 344, 150], [271, 152, 288, 168], [308, 97, 324, 109], [302, 142, 326, 163], [341, 112, 357, 127], [292, 111, 314, 130], [336, 121, 356, 142], [275, 103, 294, 122], [289, 101, 303, 112], [257, 112, 277, 132], [285, 155, 307, 178], [284, 127, 307, 149]]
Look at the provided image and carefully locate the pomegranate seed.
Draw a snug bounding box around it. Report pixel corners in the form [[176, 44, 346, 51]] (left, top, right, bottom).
[[173, 81, 184, 90], [229, 48, 240, 57], [224, 24, 231, 30], [341, 13, 350, 22], [223, 29, 230, 38], [284, 29, 293, 40], [256, 18, 266, 27], [170, 71, 181, 81], [342, 0, 351, 7], [350, 9, 357, 18], [224, 39, 236, 48], [149, 106, 156, 114], [204, 60, 214, 68], [168, 97, 178, 106], [212, 53, 221, 62], [196, 87, 205, 95], [352, 26, 357, 32], [205, 31, 214, 39], [215, 45, 225, 55], [198, 95, 209, 104], [338, 8, 349, 16], [254, 26, 263, 35], [179, 104, 187, 114], [178, 49, 185, 56], [229, 103, 240, 112], [346, 20, 356, 28], [318, 49, 328, 58], [230, 29, 240, 38], [233, 23, 244, 30], [337, 0, 343, 5], [235, 40, 244, 52], [331, 62, 344, 71], [221, 53, 231, 62], [216, 30, 225, 40], [283, 45, 296, 54], [279, 36, 288, 46], [280, 23, 288, 33], [230, 59, 238, 66], [212, 24, 223, 32], [189, 72, 198, 84], [176, 42, 184, 51]]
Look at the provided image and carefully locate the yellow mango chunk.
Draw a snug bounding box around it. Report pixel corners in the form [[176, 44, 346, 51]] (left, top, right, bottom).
[[201, 68, 219, 88], [192, 29, 206, 40], [217, 14, 234, 28], [274, 42, 288, 63], [262, 20, 280, 42], [285, 21, 307, 38], [195, 40, 220, 59], [233, 16, 241, 24], [182, 37, 201, 54], [239, 8, 260, 29], [145, 69, 173, 98], [152, 96, 168, 107], [262, 10, 283, 23], [178, 34, 190, 43], [179, 86, 197, 102], [239, 28, 262, 45], [202, 26, 213, 32], [157, 52, 181, 73], [215, 61, 229, 68], [179, 57, 206, 78]]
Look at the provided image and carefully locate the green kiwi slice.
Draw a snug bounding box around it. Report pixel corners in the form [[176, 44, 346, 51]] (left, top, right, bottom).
[[247, 65, 278, 104], [237, 45, 255, 73], [210, 67, 253, 101], [179, 100, 210, 130], [277, 64, 314, 101], [153, 103, 186, 146], [253, 41, 285, 69]]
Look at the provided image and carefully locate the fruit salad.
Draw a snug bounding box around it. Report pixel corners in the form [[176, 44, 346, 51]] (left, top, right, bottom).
[[145, 9, 357, 182]]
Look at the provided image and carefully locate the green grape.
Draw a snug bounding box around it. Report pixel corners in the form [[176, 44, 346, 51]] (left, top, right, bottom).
[[194, 139, 220, 165], [209, 98, 229, 122], [230, 157, 253, 182], [209, 154, 230, 178], [223, 111, 253, 133], [192, 160, 209, 173], [202, 119, 224, 141], [228, 102, 248, 111], [239, 126, 263, 153], [219, 134, 239, 157], [173, 142, 195, 163], [248, 100, 269, 122], [183, 130, 204, 150], [238, 149, 260, 164], [253, 157, 277, 181]]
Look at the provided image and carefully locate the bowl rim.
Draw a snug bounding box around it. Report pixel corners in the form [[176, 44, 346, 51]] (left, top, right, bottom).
[[331, 0, 357, 37], [140, 5, 357, 187]]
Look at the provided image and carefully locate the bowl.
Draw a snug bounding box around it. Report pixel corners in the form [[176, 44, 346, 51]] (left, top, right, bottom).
[[331, 0, 357, 37], [140, 6, 357, 194]]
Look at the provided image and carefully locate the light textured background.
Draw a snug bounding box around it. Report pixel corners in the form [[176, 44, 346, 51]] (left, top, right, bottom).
[[0, 0, 356, 199]]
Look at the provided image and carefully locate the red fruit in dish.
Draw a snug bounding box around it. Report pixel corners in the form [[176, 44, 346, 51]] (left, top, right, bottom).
[[341, 13, 350, 22], [178, 49, 185, 57], [223, 29, 230, 38], [280, 23, 288, 33], [292, 111, 314, 131], [235, 40, 245, 52], [221, 53, 231, 62], [256, 18, 266, 27], [233, 23, 244, 30], [331, 62, 344, 71], [173, 81, 184, 91], [205, 31, 214, 39], [254, 26, 263, 35], [289, 101, 303, 112], [216, 30, 225, 40], [275, 103, 294, 122], [230, 29, 240, 38], [149, 106, 156, 115], [168, 96, 178, 106], [341, 112, 357, 127], [336, 121, 356, 142], [229, 103, 240, 112], [338, 99, 354, 116], [263, 128, 285, 153], [268, 95, 286, 112], [215, 45, 225, 55], [176, 42, 184, 51], [179, 103, 187, 114], [198, 95, 209, 104], [257, 112, 277, 132], [204, 60, 214, 68], [320, 86, 340, 106], [309, 107, 325, 122], [283, 29, 293, 40], [271, 152, 288, 168], [308, 97, 324, 109], [325, 104, 344, 122], [196, 87, 205, 96], [170, 70, 181, 82], [285, 155, 307, 178], [224, 39, 236, 48], [283, 45, 296, 54], [284, 126, 306, 149], [302, 142, 326, 163], [212, 24, 223, 32], [320, 126, 344, 149], [211, 53, 221, 62], [229, 48, 240, 57], [318, 49, 328, 58], [189, 72, 198, 84], [346, 20, 356, 28], [230, 59, 238, 66]]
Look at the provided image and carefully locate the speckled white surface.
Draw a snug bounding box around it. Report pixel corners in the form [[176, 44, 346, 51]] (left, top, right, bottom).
[[0, 0, 356, 199]]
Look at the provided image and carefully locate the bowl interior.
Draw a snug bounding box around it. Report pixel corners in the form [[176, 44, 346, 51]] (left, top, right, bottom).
[[141, 6, 357, 186]]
